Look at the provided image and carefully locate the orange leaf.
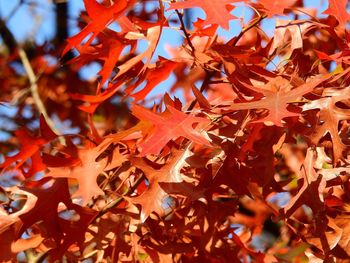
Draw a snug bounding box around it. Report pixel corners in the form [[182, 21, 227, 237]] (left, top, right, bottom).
[[132, 104, 211, 156], [62, 0, 130, 55], [46, 144, 127, 205], [322, 0, 350, 28]]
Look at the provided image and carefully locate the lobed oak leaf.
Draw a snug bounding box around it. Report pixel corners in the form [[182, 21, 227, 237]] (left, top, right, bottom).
[[16, 179, 72, 243], [167, 0, 240, 30], [127, 147, 191, 222], [271, 19, 318, 53], [302, 87, 350, 163], [114, 26, 162, 79], [0, 180, 78, 260], [305, 217, 343, 256], [132, 104, 211, 156], [322, 0, 350, 29], [46, 144, 127, 205], [62, 0, 131, 55], [69, 29, 126, 87], [257, 0, 297, 17], [50, 205, 98, 261], [192, 18, 219, 38], [227, 77, 325, 126], [283, 149, 326, 220], [125, 58, 178, 101], [0, 115, 57, 177], [330, 216, 350, 259]]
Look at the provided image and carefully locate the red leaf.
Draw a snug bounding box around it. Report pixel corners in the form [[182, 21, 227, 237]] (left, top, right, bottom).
[[283, 149, 326, 219], [39, 115, 57, 141], [168, 0, 240, 30], [227, 77, 325, 126], [322, 0, 350, 28], [127, 148, 191, 222], [125, 59, 178, 101], [191, 84, 211, 110], [46, 144, 127, 205], [1, 117, 57, 177], [132, 104, 211, 156], [17, 179, 72, 243], [257, 0, 297, 17], [62, 0, 130, 55], [114, 26, 163, 79]]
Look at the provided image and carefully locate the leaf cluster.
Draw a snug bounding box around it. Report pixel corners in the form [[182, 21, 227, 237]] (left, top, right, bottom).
[[1, 0, 350, 262]]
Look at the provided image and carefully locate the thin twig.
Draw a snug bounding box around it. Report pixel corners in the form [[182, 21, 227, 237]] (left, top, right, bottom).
[[18, 47, 62, 138], [4, 0, 23, 22], [186, 69, 216, 111], [175, 9, 195, 55], [0, 18, 62, 140], [92, 173, 146, 223], [232, 14, 267, 46]]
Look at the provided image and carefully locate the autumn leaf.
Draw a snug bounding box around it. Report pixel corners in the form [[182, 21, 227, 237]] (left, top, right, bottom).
[[283, 149, 326, 219], [0, 187, 38, 234], [69, 29, 126, 87], [46, 144, 127, 205], [305, 217, 343, 256], [2, 0, 350, 261], [0, 226, 43, 262], [168, 0, 240, 30], [322, 0, 350, 28], [0, 116, 57, 177], [315, 49, 350, 65], [132, 104, 211, 156], [127, 148, 191, 222], [257, 0, 297, 17], [114, 26, 163, 79], [302, 87, 350, 163], [62, 0, 131, 55], [271, 19, 318, 53], [69, 78, 126, 114], [17, 179, 73, 243], [50, 205, 98, 261], [226, 77, 325, 126], [125, 58, 178, 101]]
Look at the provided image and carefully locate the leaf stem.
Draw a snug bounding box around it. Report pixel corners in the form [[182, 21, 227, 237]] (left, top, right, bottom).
[[175, 9, 195, 56], [186, 69, 215, 111], [92, 173, 146, 222], [232, 14, 267, 46]]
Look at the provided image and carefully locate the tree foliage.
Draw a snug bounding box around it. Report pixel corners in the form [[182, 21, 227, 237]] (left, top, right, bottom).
[[1, 0, 350, 262]]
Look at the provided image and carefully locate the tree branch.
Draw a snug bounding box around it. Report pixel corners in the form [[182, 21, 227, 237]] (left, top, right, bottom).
[[0, 19, 16, 53], [0, 18, 62, 137], [54, 0, 68, 48], [18, 48, 62, 136], [175, 9, 195, 56]]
